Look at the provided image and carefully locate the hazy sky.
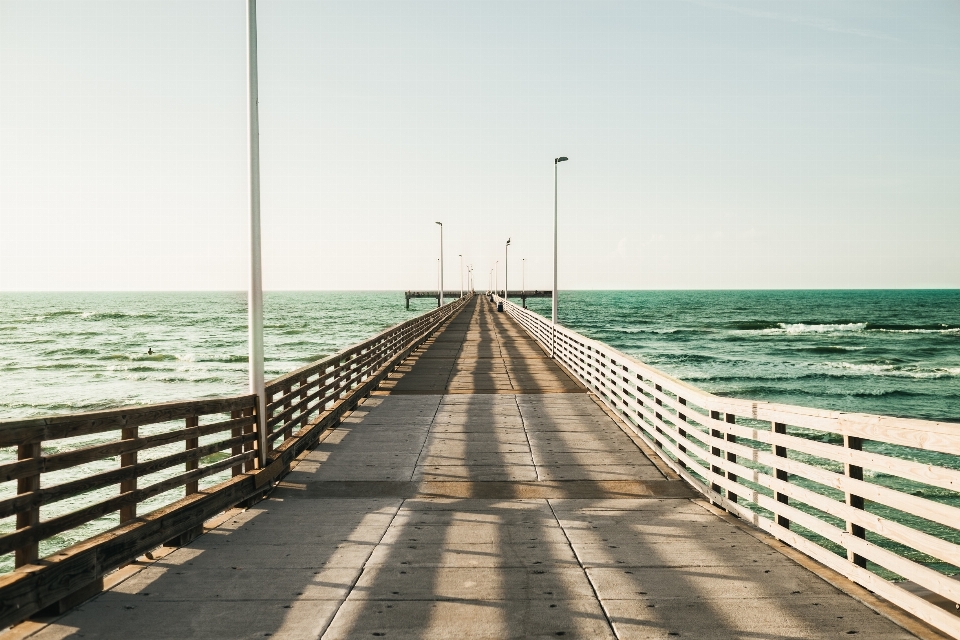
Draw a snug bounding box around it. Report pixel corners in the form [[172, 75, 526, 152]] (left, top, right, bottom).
[[1, 0, 958, 291]]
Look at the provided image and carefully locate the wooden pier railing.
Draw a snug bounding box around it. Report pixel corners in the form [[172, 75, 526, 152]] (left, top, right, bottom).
[[0, 294, 471, 628], [498, 295, 960, 639]]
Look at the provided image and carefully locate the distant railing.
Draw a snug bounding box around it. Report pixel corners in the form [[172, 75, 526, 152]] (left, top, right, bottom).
[[0, 293, 471, 627], [498, 296, 960, 639]]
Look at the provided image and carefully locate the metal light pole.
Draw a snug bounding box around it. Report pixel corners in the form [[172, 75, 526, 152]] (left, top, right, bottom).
[[495, 260, 498, 298], [435, 221, 443, 307], [459, 254, 463, 298], [504, 238, 511, 301], [522, 258, 525, 308], [553, 156, 568, 357], [246, 0, 267, 468]]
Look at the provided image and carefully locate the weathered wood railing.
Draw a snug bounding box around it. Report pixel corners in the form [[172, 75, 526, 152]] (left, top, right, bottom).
[[0, 293, 470, 627], [498, 296, 960, 639]]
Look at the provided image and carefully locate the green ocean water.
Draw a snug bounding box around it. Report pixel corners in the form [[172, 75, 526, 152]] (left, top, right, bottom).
[[523, 290, 960, 423], [0, 291, 437, 421], [1, 290, 959, 575], [3, 290, 958, 422]]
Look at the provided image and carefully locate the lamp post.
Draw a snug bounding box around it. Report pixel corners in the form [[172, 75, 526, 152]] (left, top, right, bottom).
[[504, 238, 511, 301], [459, 254, 463, 298], [553, 156, 568, 357], [435, 222, 443, 307], [495, 260, 498, 298], [522, 258, 525, 308], [246, 0, 267, 468]]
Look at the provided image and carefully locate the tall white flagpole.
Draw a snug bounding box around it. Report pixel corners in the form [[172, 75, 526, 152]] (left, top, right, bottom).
[[247, 0, 267, 468]]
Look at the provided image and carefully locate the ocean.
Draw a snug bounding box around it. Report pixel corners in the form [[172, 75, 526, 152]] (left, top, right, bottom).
[[1, 290, 959, 574], [4, 290, 957, 423], [525, 290, 960, 424]]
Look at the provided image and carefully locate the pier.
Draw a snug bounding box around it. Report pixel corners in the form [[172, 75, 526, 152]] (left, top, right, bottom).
[[405, 290, 550, 309], [2, 295, 959, 639]]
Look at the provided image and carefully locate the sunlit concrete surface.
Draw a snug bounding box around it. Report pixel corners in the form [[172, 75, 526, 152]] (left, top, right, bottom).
[[28, 299, 917, 639]]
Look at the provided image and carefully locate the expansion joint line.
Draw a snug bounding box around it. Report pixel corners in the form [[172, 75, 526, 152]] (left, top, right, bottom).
[[514, 395, 539, 480], [546, 499, 621, 640], [410, 358, 449, 478], [318, 498, 408, 639]]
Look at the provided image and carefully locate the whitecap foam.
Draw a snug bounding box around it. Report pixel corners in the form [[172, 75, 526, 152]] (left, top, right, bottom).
[[760, 322, 867, 335], [820, 361, 960, 379]]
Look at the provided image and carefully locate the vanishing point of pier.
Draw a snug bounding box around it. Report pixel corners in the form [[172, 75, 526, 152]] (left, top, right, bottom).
[[3, 295, 949, 639]]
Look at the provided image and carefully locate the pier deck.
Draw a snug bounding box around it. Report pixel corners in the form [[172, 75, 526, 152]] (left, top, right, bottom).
[[27, 298, 917, 639]]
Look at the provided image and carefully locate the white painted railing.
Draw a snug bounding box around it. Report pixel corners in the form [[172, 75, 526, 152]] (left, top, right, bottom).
[[497, 296, 960, 638]]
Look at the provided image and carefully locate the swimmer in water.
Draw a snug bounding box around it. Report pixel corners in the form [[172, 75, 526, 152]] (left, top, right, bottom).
[[148, 348, 153, 355]]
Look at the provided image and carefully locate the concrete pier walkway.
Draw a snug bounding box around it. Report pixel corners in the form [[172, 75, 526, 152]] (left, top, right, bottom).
[[29, 298, 917, 639]]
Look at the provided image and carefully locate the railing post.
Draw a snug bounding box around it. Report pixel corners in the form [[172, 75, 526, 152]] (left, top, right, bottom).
[[185, 416, 199, 496], [677, 398, 687, 469], [845, 434, 867, 568], [725, 413, 738, 505], [653, 384, 664, 449], [773, 422, 789, 529], [120, 426, 138, 523], [282, 383, 292, 444], [231, 409, 244, 477], [14, 441, 41, 567], [244, 405, 258, 472], [710, 410, 724, 505]]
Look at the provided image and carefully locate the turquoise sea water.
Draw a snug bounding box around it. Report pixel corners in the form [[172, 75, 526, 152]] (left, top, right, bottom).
[[0, 292, 436, 421], [524, 290, 960, 423], [3, 290, 958, 422]]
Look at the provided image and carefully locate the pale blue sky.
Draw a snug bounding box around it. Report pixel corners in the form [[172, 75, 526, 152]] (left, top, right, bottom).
[[1, 0, 958, 291]]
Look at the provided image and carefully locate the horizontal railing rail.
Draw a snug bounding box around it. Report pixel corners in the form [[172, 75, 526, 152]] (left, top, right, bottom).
[[0, 293, 471, 627], [497, 295, 960, 639]]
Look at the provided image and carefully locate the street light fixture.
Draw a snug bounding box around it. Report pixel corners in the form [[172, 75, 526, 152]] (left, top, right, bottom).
[[435, 222, 443, 307], [459, 254, 463, 298], [553, 156, 568, 357]]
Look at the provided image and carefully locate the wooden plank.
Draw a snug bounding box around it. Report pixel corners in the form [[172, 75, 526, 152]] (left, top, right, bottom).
[[641, 399, 960, 534], [185, 416, 199, 496], [656, 422, 960, 570], [651, 393, 960, 498], [0, 395, 256, 448], [0, 433, 256, 519], [0, 414, 255, 484], [230, 409, 244, 478], [773, 422, 790, 529], [14, 442, 41, 567], [119, 426, 137, 523], [0, 450, 255, 557]]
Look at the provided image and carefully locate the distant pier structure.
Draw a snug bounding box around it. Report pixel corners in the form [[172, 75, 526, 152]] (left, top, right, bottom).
[[404, 289, 550, 309]]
